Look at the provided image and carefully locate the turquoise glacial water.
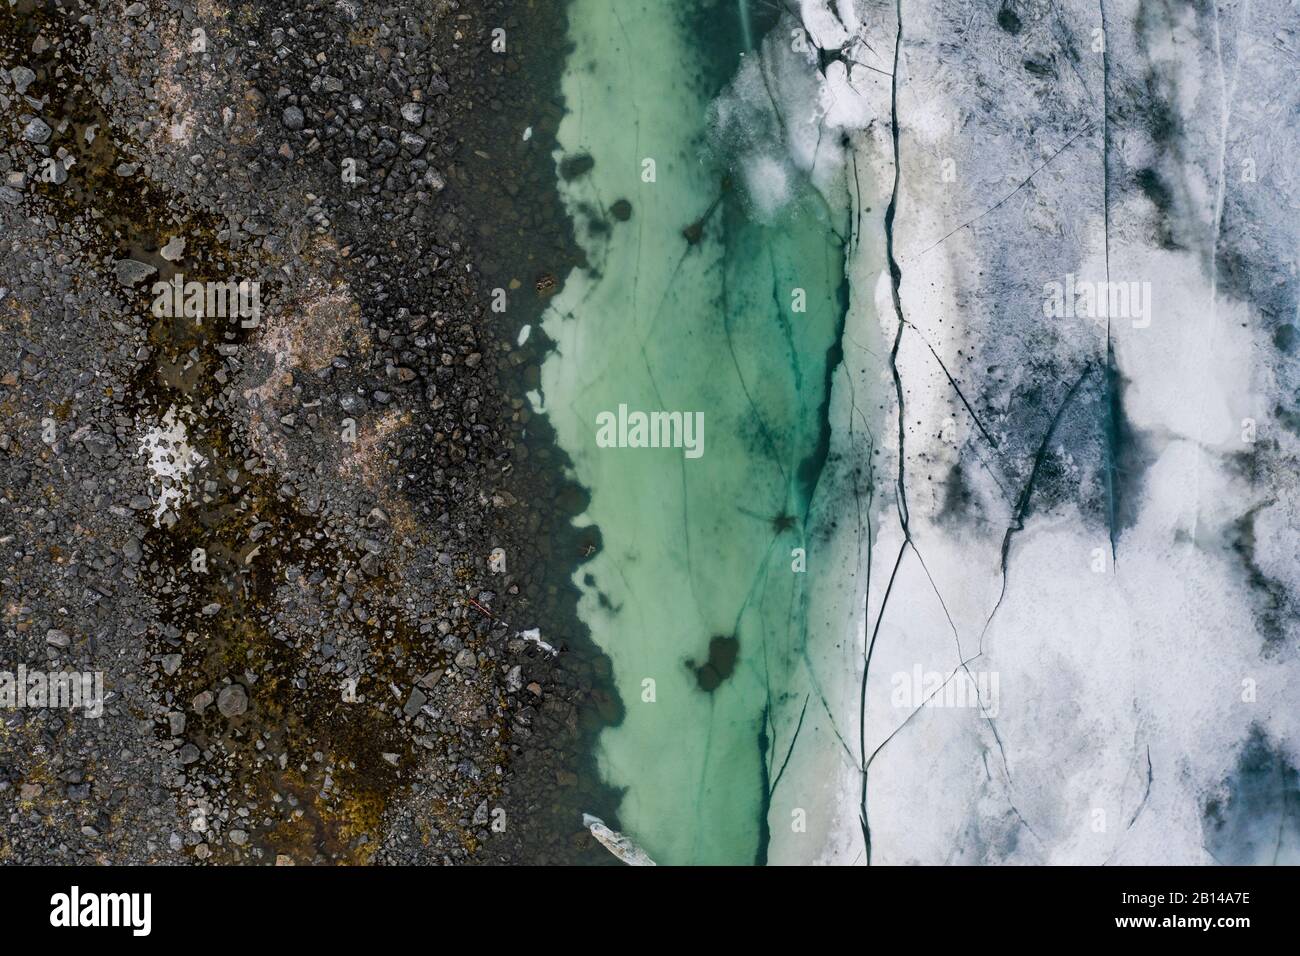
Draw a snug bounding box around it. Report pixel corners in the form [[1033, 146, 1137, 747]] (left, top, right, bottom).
[[538, 0, 858, 865]]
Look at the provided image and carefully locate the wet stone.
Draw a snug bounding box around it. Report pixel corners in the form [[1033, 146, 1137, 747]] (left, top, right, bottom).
[[113, 259, 156, 287], [160, 236, 186, 261], [400, 131, 427, 154], [21, 117, 50, 143], [10, 66, 35, 95], [403, 687, 427, 717], [217, 684, 248, 718]]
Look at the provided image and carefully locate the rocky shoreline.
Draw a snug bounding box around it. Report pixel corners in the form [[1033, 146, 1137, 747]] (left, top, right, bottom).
[[0, 0, 617, 865]]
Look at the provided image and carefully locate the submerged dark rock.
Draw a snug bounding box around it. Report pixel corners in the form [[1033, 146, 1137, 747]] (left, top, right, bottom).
[[996, 7, 1022, 35], [1204, 728, 1300, 864], [559, 152, 595, 180], [690, 635, 740, 693]]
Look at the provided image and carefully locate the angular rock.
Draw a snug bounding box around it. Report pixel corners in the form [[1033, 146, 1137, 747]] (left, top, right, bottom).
[[113, 259, 156, 287], [21, 117, 50, 143], [10, 66, 35, 95]]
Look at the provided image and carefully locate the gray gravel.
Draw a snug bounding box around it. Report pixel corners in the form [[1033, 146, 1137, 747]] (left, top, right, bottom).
[[0, 0, 614, 868]]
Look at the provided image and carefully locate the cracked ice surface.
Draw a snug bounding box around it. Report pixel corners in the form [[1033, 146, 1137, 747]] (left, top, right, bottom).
[[765, 0, 1300, 864], [539, 0, 855, 864]]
